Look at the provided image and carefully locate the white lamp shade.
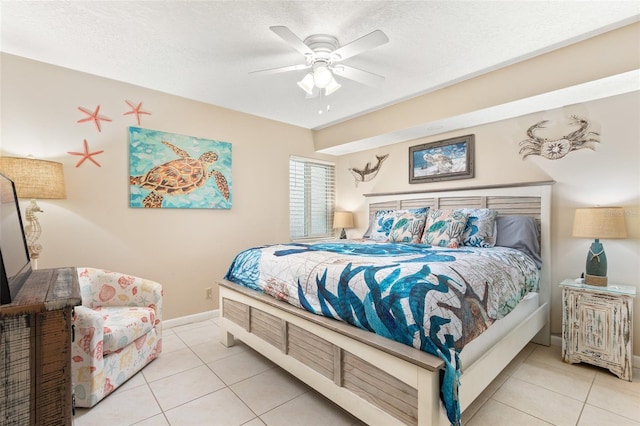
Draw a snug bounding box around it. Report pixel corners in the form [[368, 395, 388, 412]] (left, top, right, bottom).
[[572, 207, 627, 239], [324, 76, 341, 96], [297, 73, 315, 95], [313, 65, 333, 88]]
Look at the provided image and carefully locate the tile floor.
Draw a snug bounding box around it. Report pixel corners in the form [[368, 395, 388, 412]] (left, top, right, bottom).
[[74, 318, 640, 426]]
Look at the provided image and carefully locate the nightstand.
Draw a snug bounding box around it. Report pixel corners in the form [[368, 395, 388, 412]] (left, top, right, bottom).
[[561, 279, 635, 381]]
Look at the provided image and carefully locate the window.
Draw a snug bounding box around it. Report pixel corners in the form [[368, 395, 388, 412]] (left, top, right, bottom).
[[289, 156, 335, 241]]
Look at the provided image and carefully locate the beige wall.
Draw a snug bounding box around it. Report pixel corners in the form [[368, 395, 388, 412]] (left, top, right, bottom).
[[0, 53, 335, 320], [335, 92, 640, 354]]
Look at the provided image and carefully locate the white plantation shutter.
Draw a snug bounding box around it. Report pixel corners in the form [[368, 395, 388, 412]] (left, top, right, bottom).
[[289, 156, 335, 241]]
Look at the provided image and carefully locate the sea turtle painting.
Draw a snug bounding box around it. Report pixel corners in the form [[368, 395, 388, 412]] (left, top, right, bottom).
[[129, 131, 231, 209]]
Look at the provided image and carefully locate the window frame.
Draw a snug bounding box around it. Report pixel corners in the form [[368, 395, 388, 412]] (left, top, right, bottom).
[[289, 156, 336, 242]]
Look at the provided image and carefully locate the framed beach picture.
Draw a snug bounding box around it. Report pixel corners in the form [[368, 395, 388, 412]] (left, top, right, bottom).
[[129, 127, 232, 209], [409, 134, 474, 184]]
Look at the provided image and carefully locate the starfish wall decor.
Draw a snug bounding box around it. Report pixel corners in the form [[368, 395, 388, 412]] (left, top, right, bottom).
[[68, 139, 105, 167], [77, 105, 112, 132], [123, 100, 151, 125]]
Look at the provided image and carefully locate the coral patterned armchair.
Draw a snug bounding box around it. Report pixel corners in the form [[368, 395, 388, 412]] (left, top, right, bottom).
[[71, 267, 163, 407]]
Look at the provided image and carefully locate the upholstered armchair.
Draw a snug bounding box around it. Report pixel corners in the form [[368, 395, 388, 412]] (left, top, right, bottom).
[[71, 267, 163, 407]]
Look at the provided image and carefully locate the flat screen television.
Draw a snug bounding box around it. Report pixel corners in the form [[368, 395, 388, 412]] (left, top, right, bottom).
[[0, 171, 32, 304]]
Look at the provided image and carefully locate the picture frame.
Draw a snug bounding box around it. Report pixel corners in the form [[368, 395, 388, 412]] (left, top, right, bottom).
[[409, 134, 475, 184], [129, 127, 232, 209]]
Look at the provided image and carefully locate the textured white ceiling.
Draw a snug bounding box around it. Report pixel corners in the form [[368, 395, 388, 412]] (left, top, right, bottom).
[[1, 1, 639, 130]]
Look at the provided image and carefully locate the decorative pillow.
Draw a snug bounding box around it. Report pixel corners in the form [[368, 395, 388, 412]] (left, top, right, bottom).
[[387, 208, 429, 243], [363, 209, 397, 241], [420, 209, 469, 248], [458, 208, 498, 247], [495, 215, 542, 268]]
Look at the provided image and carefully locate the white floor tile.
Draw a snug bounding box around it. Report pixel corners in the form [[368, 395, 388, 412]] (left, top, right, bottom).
[[587, 380, 640, 422], [175, 322, 220, 347], [207, 348, 274, 385], [466, 399, 551, 426], [512, 359, 594, 401], [259, 391, 358, 426], [149, 364, 226, 411], [578, 404, 640, 426], [527, 344, 600, 378], [164, 388, 256, 426], [116, 370, 148, 393], [241, 418, 267, 426], [230, 368, 308, 415], [492, 376, 583, 425], [593, 367, 640, 395], [74, 384, 161, 426], [134, 413, 171, 426], [190, 339, 248, 364], [161, 332, 188, 354], [142, 347, 204, 382]]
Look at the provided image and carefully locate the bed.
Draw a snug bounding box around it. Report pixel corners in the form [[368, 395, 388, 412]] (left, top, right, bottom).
[[218, 182, 552, 426]]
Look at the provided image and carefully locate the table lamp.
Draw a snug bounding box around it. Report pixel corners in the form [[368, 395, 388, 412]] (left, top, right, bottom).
[[333, 211, 354, 239], [0, 157, 66, 264], [572, 207, 627, 286]]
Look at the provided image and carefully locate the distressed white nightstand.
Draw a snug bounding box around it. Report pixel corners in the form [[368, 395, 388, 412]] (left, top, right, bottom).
[[561, 278, 635, 381]]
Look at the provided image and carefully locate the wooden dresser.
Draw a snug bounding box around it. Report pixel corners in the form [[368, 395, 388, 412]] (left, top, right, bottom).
[[0, 267, 81, 425]]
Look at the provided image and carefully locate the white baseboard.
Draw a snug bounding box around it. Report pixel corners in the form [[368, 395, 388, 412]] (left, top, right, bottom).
[[163, 309, 219, 329], [550, 333, 562, 348], [550, 333, 639, 369]]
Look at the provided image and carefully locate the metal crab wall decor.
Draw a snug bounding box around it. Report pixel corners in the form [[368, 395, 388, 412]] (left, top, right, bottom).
[[519, 115, 600, 160]]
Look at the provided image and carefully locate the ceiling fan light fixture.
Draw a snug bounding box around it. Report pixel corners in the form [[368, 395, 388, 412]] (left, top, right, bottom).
[[297, 73, 315, 95], [324, 76, 341, 96], [312, 63, 333, 88]]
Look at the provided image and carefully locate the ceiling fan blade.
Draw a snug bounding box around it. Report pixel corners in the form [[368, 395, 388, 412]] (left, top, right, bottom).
[[332, 65, 385, 87], [331, 30, 389, 61], [250, 64, 311, 75], [270, 26, 314, 57]]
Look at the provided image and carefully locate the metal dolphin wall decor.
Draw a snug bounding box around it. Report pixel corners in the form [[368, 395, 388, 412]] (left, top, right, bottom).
[[349, 154, 389, 186], [519, 115, 600, 160]]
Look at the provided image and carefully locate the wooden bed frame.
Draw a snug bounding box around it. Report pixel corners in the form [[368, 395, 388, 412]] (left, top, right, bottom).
[[219, 182, 552, 426]]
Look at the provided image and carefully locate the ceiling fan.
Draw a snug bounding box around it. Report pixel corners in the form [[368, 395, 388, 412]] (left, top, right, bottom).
[[251, 26, 389, 97]]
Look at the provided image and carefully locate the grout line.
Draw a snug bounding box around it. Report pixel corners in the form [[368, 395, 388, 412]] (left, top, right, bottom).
[[133, 373, 169, 426]]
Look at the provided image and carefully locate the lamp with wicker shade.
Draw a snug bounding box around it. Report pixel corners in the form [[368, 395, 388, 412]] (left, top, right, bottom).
[[572, 207, 627, 286], [333, 211, 354, 240], [0, 157, 66, 263]]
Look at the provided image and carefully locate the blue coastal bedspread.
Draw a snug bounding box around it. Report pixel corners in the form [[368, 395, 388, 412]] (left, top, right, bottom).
[[225, 240, 539, 425]]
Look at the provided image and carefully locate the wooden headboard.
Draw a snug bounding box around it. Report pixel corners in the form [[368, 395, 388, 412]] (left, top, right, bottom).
[[366, 181, 552, 220], [369, 195, 542, 219], [363, 180, 554, 345]]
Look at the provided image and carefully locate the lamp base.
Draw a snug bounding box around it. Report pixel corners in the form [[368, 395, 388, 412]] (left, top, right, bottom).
[[339, 228, 347, 239], [585, 274, 608, 286], [25, 199, 43, 260]]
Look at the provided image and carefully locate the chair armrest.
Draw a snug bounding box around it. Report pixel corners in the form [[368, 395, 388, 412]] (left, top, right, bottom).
[[72, 305, 105, 361], [76, 267, 163, 324], [74, 304, 104, 329]]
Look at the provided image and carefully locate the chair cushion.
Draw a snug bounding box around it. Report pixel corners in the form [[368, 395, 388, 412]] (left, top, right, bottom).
[[97, 306, 156, 355]]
